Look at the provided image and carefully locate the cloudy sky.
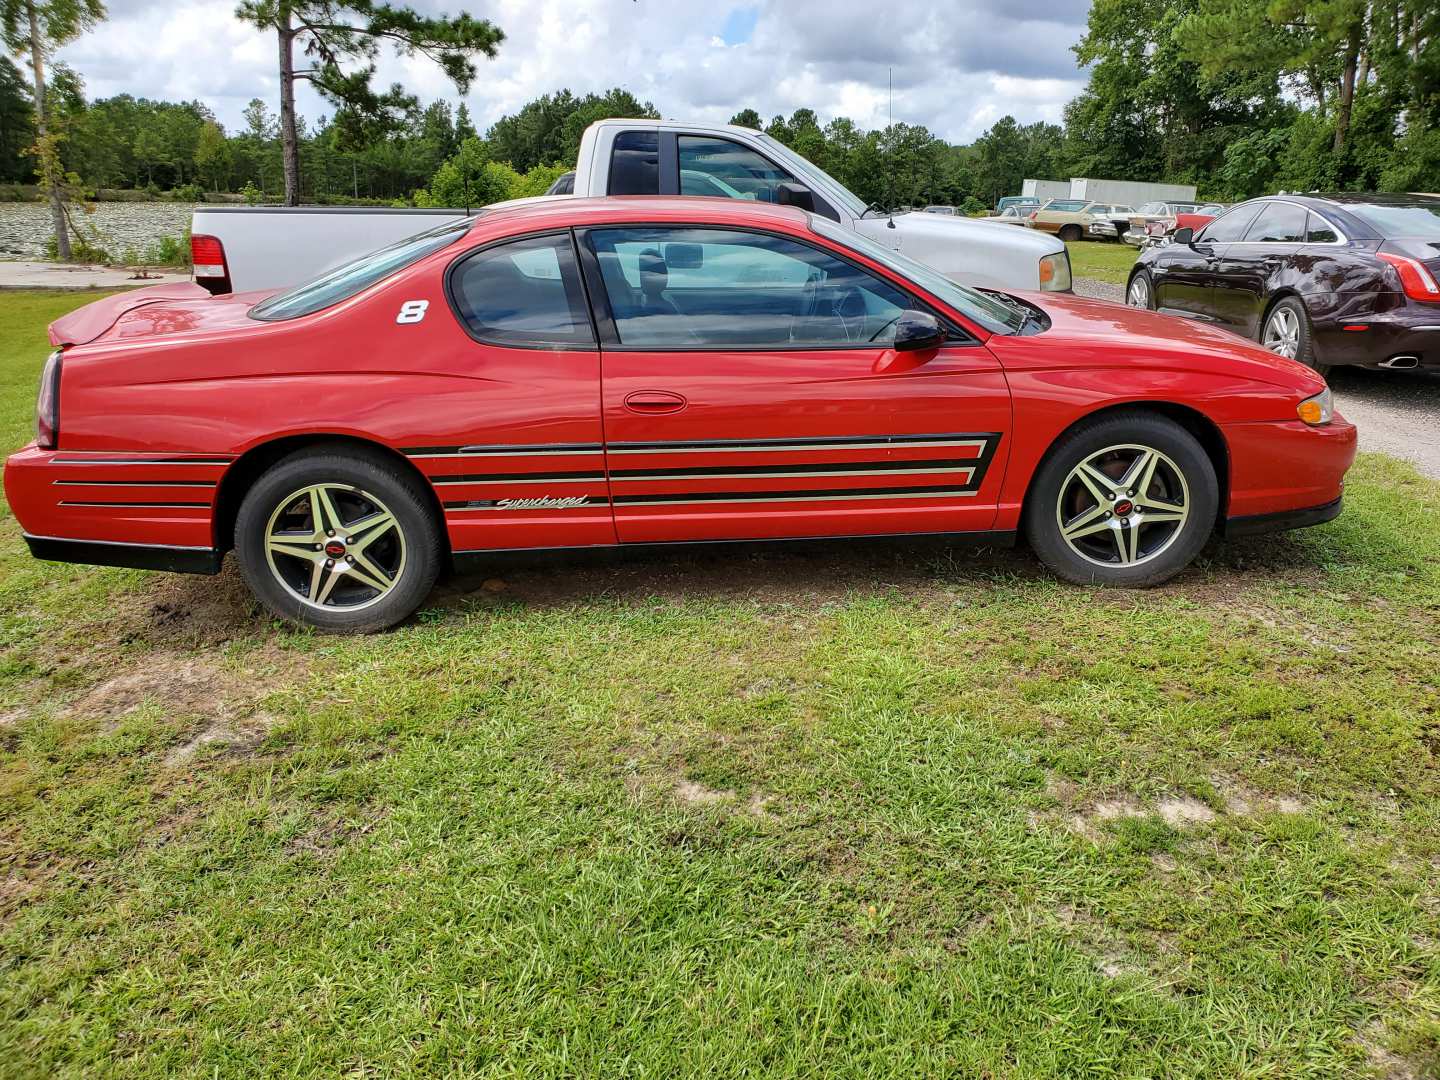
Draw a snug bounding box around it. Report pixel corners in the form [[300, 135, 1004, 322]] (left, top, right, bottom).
[[55, 0, 1092, 144]]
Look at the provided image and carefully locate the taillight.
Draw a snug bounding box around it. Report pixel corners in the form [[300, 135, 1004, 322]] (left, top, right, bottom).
[[1029, 210, 1038, 220], [191, 234, 231, 294], [1377, 252, 1440, 302], [36, 350, 60, 449]]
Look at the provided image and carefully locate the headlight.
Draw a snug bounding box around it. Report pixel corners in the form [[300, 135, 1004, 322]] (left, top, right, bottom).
[[1297, 387, 1332, 426], [1039, 251, 1071, 292], [36, 350, 61, 449]]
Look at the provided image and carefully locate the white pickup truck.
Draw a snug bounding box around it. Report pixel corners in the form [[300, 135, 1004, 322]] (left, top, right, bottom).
[[191, 119, 1071, 295]]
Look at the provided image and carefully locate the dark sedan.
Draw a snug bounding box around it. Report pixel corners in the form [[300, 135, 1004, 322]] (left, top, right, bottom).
[[1125, 193, 1440, 374]]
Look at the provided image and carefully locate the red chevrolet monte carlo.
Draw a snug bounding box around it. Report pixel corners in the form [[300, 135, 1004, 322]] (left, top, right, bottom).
[[5, 197, 1356, 632]]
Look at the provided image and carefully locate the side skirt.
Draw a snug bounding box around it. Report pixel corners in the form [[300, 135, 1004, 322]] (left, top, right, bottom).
[[450, 529, 1018, 573], [24, 534, 224, 575]]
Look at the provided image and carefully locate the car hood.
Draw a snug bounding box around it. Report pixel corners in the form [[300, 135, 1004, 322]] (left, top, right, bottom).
[[989, 291, 1328, 394], [891, 210, 1064, 254], [50, 284, 273, 347]]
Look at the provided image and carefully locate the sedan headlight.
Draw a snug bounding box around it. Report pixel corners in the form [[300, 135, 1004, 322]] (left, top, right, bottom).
[[1039, 251, 1072, 292], [1297, 387, 1332, 426]]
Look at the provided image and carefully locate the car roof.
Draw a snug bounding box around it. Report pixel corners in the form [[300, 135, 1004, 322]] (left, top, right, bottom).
[[474, 195, 812, 233]]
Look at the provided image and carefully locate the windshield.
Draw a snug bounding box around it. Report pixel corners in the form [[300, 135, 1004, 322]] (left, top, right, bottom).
[[250, 218, 473, 321], [811, 217, 1025, 335], [1346, 201, 1440, 239], [754, 134, 869, 217]]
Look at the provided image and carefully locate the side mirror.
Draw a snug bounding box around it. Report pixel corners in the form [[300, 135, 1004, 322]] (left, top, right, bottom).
[[775, 182, 816, 213], [1172, 226, 1194, 245], [893, 310, 946, 352]]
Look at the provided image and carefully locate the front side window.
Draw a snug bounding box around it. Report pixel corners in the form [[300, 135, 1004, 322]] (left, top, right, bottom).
[[1199, 202, 1263, 243], [677, 136, 794, 203], [250, 218, 471, 321], [1245, 202, 1307, 243], [609, 130, 659, 196], [448, 233, 594, 348], [587, 226, 914, 349]]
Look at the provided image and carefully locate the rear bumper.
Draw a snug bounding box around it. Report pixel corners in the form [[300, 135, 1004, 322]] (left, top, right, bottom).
[[1221, 496, 1342, 538], [1312, 300, 1440, 369], [24, 534, 222, 574]]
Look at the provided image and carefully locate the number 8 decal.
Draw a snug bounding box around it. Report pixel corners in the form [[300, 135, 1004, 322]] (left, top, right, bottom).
[[396, 299, 429, 324]]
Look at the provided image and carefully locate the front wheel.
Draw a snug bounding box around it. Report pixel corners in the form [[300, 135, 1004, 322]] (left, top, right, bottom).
[[1127, 270, 1155, 310], [1261, 297, 1329, 376], [1025, 412, 1219, 588], [235, 446, 443, 633]]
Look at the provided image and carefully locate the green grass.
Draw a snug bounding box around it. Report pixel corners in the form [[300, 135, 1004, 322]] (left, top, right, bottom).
[[1, 291, 1439, 1078], [1067, 240, 1140, 286]]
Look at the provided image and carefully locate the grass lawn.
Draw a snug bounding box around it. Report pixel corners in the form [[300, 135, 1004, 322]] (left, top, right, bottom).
[[1, 290, 1439, 1078], [1067, 240, 1140, 286]]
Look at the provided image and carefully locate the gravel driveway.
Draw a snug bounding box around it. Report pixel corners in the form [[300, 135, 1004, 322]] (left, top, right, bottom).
[[1073, 276, 1439, 480]]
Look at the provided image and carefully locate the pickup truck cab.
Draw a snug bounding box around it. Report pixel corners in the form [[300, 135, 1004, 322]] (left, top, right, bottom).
[[191, 119, 1071, 296], [568, 120, 1070, 293]]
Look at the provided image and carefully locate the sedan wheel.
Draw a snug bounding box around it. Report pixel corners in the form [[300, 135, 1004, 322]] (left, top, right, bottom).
[[235, 445, 443, 633], [1262, 306, 1301, 359], [1126, 272, 1153, 309], [1023, 411, 1218, 588], [264, 483, 406, 611], [1055, 445, 1189, 568]]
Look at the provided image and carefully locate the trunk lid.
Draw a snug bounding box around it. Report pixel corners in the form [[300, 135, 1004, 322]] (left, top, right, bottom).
[[49, 283, 267, 347]]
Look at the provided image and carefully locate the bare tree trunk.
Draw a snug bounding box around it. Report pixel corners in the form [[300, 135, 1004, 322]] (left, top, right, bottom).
[[26, 0, 70, 260], [278, 4, 301, 206], [1332, 25, 1361, 154]]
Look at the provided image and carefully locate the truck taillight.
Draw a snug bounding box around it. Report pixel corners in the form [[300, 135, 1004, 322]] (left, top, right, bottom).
[[191, 234, 231, 294], [36, 350, 60, 449], [1377, 252, 1440, 302]]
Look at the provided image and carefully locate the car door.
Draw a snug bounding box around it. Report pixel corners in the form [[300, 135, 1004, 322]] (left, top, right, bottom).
[[577, 224, 1011, 545], [433, 230, 615, 551], [1212, 201, 1307, 336], [1153, 202, 1263, 318]]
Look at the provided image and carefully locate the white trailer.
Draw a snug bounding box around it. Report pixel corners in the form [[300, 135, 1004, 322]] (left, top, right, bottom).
[[1069, 178, 1198, 205], [1022, 178, 1070, 202]]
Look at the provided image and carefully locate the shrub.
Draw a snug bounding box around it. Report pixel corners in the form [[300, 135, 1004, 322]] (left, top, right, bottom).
[[166, 182, 206, 203]]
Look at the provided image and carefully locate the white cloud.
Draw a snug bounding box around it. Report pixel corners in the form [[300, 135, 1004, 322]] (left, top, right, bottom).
[[52, 0, 1091, 145]]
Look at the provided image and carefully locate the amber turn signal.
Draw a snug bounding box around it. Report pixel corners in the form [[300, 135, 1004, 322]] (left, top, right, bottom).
[[1297, 388, 1333, 426]]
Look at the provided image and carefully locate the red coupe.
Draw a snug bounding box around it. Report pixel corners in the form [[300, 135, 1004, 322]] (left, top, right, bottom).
[[5, 197, 1356, 631]]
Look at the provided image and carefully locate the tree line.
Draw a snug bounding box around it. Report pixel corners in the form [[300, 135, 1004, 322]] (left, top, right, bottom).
[[1, 0, 1436, 251]]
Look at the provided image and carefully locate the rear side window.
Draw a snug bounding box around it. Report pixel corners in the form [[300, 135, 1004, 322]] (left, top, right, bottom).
[[1199, 203, 1263, 242], [609, 131, 659, 196], [1306, 214, 1340, 243], [448, 233, 594, 348], [250, 219, 470, 321], [1047, 200, 1086, 212], [1244, 203, 1307, 243]]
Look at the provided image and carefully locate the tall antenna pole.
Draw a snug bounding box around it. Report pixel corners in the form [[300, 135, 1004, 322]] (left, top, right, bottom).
[[886, 66, 895, 225]]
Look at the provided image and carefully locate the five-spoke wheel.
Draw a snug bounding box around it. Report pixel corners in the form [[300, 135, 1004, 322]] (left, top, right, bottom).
[[1025, 411, 1218, 587], [235, 446, 442, 632]]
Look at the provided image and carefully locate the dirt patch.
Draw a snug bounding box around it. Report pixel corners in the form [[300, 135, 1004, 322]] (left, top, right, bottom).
[[1157, 797, 1216, 827], [673, 778, 774, 818], [109, 564, 269, 648]]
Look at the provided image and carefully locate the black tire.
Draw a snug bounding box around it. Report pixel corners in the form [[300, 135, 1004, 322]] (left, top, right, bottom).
[[1127, 269, 1156, 310], [234, 444, 443, 633], [1260, 297, 1330, 377], [1024, 411, 1219, 588], [1059, 224, 1083, 243]]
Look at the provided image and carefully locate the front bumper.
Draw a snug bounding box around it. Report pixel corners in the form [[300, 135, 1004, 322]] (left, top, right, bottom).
[[1221, 496, 1342, 538], [1087, 221, 1118, 237], [1222, 415, 1357, 521]]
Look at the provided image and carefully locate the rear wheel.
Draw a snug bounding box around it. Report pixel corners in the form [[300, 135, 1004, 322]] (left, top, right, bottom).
[[1261, 297, 1329, 376], [235, 446, 442, 632], [1059, 224, 1082, 242], [1025, 412, 1218, 588]]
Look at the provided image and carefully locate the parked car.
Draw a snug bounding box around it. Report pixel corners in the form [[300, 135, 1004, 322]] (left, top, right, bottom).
[[192, 120, 1072, 296], [8, 197, 1353, 632], [1028, 199, 1137, 241], [1126, 193, 1440, 374], [1124, 203, 1227, 249], [923, 205, 957, 215], [985, 206, 1033, 227], [996, 196, 1042, 215]]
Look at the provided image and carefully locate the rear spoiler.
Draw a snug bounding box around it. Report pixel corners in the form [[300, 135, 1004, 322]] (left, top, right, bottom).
[[48, 283, 211, 347]]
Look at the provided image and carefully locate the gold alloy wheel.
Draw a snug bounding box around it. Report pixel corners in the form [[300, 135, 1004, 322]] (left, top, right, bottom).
[[263, 483, 406, 611], [1055, 443, 1190, 567]]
